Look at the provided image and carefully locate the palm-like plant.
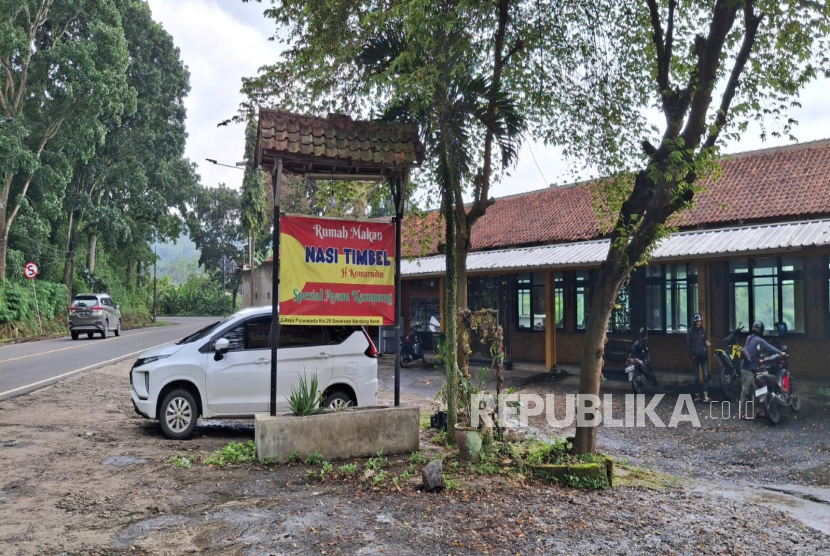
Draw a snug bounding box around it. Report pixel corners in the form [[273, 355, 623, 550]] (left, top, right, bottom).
[[358, 19, 524, 443]]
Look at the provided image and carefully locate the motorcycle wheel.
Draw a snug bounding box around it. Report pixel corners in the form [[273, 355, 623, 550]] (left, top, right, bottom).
[[764, 397, 781, 425], [719, 365, 739, 401], [401, 354, 411, 368], [630, 372, 645, 395], [790, 384, 802, 412]]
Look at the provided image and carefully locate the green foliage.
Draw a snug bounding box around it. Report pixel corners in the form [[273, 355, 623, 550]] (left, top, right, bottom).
[[305, 452, 324, 466], [364, 451, 388, 472], [157, 270, 234, 316], [287, 450, 301, 465], [338, 463, 359, 477], [167, 453, 193, 469], [288, 375, 325, 416], [0, 280, 67, 324], [203, 441, 258, 467]]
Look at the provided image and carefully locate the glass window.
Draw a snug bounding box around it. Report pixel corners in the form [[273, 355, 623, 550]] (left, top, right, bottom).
[[575, 271, 591, 331], [554, 272, 564, 330], [246, 318, 271, 350], [223, 324, 246, 352], [646, 264, 698, 332], [281, 325, 325, 348], [728, 257, 804, 333], [516, 273, 546, 331], [608, 285, 630, 334]]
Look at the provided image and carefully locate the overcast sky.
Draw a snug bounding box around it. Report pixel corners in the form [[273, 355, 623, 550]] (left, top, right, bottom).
[[145, 0, 830, 204]]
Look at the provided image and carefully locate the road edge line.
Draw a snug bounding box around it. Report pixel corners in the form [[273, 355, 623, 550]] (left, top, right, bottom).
[[0, 341, 172, 400]]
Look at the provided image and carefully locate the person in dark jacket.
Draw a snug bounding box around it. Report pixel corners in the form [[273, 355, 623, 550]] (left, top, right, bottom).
[[739, 321, 785, 419], [687, 313, 711, 402]]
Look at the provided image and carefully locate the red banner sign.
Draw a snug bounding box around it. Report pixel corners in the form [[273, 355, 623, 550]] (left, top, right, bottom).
[[279, 215, 395, 325]]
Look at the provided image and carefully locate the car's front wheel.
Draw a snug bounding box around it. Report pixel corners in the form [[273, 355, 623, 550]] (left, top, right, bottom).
[[324, 390, 355, 410], [159, 389, 198, 440], [115, 319, 121, 337]]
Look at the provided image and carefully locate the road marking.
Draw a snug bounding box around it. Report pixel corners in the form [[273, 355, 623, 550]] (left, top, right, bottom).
[[0, 322, 204, 365], [0, 321, 206, 399]]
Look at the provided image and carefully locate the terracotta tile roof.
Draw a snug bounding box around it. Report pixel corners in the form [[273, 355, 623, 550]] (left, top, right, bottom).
[[258, 110, 424, 168], [402, 139, 830, 257]]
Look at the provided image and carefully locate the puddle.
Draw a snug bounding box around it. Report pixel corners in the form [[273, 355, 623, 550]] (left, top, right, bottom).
[[114, 515, 190, 548], [102, 456, 148, 467], [692, 481, 830, 535]]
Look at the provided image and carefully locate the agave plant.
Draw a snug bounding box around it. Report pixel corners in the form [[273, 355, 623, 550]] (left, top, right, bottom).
[[288, 375, 325, 416]]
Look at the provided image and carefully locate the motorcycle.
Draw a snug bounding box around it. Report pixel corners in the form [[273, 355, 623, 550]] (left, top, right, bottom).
[[625, 328, 656, 394], [715, 325, 744, 400], [754, 324, 801, 425], [400, 328, 425, 368]]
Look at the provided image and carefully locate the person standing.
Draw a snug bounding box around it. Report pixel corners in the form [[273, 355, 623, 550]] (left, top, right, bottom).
[[687, 313, 711, 402], [739, 321, 784, 420]]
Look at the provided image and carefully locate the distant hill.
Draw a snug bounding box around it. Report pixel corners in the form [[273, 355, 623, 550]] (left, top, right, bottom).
[[155, 234, 199, 284]]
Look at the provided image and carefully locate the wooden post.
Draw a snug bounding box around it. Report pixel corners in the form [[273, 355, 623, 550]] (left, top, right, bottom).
[[697, 262, 712, 370], [545, 270, 557, 371]]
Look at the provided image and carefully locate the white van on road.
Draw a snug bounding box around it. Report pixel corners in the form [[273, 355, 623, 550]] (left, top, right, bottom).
[[130, 306, 379, 439]]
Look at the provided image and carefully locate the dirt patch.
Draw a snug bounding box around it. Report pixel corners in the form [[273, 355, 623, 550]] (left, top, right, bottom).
[[0, 361, 827, 555]]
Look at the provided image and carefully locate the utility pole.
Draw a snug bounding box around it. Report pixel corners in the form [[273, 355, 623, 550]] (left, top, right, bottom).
[[153, 242, 157, 323], [269, 158, 283, 416]]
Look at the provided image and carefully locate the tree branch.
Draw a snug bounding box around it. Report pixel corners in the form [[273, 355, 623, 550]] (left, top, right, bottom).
[[704, 1, 763, 149], [680, 0, 741, 148], [466, 0, 510, 228], [646, 0, 668, 95]]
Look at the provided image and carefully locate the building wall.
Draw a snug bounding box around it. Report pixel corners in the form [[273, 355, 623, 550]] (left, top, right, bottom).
[[242, 263, 273, 308], [402, 251, 830, 379]]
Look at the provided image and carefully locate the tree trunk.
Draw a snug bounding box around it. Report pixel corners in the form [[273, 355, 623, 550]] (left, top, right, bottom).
[[573, 246, 631, 454], [127, 258, 134, 290], [455, 236, 469, 311], [63, 210, 81, 303], [443, 189, 459, 444], [455, 239, 470, 374], [0, 174, 12, 282], [87, 234, 98, 273], [0, 232, 8, 283]]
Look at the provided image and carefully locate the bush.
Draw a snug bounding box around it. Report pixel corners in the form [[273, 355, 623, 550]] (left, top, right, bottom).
[[0, 280, 68, 324]]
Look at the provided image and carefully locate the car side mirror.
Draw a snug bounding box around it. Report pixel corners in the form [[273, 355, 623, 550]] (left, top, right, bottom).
[[115, 304, 120, 310], [213, 338, 230, 360]]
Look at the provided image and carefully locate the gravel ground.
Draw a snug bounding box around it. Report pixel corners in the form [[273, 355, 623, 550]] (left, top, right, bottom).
[[0, 359, 828, 555]]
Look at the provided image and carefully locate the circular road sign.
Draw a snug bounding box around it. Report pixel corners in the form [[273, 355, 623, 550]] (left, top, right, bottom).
[[24, 261, 38, 279]]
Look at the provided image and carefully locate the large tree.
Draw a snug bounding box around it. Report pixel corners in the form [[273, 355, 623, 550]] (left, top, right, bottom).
[[242, 0, 539, 440], [539, 0, 830, 454], [0, 0, 132, 281], [60, 0, 194, 298]]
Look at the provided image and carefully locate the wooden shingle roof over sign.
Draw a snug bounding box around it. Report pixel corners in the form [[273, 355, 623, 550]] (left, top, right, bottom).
[[256, 109, 424, 178]]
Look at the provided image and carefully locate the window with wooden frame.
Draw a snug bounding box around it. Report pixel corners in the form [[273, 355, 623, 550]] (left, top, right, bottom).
[[728, 257, 804, 334], [646, 264, 698, 333]]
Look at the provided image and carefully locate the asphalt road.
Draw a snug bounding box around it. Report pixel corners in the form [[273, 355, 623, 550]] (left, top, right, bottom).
[[0, 316, 218, 401]]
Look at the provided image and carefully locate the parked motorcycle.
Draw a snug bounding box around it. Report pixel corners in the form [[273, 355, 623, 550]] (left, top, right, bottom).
[[400, 328, 425, 368], [754, 324, 801, 425], [715, 325, 744, 400], [625, 328, 656, 394]]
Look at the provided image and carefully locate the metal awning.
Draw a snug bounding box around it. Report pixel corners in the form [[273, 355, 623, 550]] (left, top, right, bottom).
[[402, 218, 830, 277]]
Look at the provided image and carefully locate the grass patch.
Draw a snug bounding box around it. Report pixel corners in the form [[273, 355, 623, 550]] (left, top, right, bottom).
[[203, 441, 257, 467], [419, 414, 432, 430], [615, 462, 680, 490], [305, 452, 324, 466], [168, 453, 193, 469]]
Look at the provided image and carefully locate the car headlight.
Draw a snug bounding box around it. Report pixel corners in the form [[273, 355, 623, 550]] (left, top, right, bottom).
[[133, 355, 170, 368]]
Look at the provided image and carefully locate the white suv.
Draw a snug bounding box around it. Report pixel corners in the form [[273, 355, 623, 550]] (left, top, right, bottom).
[[130, 306, 379, 439]]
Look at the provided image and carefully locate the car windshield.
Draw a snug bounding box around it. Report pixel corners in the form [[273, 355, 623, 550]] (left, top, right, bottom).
[[71, 296, 99, 309], [176, 320, 224, 345]]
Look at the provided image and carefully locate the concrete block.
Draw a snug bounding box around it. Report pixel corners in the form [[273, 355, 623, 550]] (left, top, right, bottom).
[[255, 405, 420, 463]]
